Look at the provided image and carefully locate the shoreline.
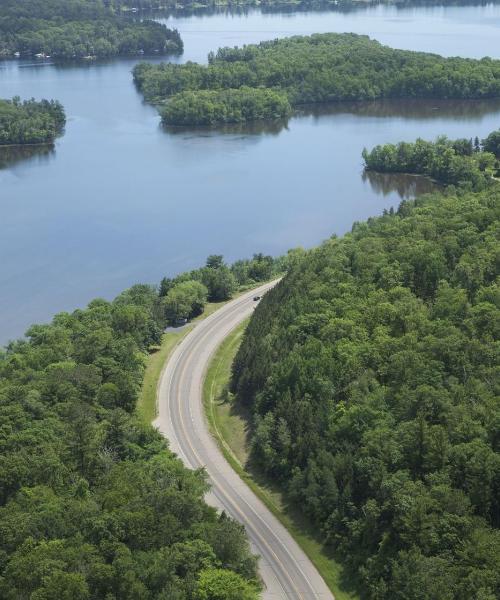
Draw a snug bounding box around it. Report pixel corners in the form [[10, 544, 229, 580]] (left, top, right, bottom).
[[0, 142, 55, 148]]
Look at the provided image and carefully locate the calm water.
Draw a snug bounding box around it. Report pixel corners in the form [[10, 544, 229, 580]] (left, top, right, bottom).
[[1, 3, 500, 344]]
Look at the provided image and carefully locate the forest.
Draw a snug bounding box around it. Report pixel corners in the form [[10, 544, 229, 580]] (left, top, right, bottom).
[[362, 129, 500, 191], [133, 33, 500, 125], [0, 252, 281, 598], [161, 88, 291, 126], [231, 187, 500, 599], [0, 97, 66, 145], [0, 0, 182, 59]]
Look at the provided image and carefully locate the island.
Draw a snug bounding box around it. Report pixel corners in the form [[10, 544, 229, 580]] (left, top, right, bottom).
[[133, 32, 500, 126], [0, 97, 66, 145], [161, 87, 292, 126]]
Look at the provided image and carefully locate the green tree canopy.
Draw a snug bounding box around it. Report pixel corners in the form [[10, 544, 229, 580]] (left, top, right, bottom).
[[196, 568, 259, 600], [0, 97, 65, 145], [163, 279, 208, 322], [362, 132, 500, 191], [483, 129, 500, 158], [232, 186, 500, 599], [0, 279, 258, 598], [0, 0, 182, 59], [134, 33, 500, 125]]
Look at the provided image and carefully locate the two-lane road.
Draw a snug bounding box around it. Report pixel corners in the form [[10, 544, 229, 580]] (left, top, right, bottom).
[[155, 282, 334, 600]]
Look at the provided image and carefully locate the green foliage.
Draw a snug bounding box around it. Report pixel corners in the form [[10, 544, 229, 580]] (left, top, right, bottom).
[[0, 97, 65, 145], [196, 568, 259, 600], [200, 258, 238, 302], [231, 188, 500, 599], [163, 280, 208, 323], [134, 33, 500, 125], [362, 133, 500, 190], [161, 87, 292, 126], [0, 282, 259, 597], [0, 0, 182, 59], [482, 129, 500, 159], [157, 253, 286, 326], [231, 253, 277, 286]]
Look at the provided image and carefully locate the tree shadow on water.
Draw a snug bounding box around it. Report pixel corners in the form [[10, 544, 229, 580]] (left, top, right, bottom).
[[0, 144, 55, 170], [161, 117, 289, 139], [362, 169, 441, 199]]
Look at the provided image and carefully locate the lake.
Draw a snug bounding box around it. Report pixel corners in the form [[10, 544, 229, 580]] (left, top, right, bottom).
[[1, 2, 500, 344]]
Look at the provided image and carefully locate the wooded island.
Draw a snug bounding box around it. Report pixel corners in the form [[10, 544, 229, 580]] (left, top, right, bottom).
[[134, 33, 500, 125]]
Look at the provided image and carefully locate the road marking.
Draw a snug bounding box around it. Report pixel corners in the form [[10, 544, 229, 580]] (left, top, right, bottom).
[[176, 340, 300, 599], [161, 282, 324, 599], [165, 287, 297, 597]]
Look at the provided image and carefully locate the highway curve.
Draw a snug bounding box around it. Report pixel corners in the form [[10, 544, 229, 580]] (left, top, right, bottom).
[[155, 282, 334, 600]]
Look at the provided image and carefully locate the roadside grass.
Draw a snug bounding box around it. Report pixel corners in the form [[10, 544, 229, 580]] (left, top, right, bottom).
[[203, 322, 360, 600], [137, 299, 229, 424], [137, 281, 274, 424], [137, 327, 189, 423]]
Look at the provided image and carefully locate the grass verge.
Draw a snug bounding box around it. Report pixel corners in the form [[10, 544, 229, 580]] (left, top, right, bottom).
[[203, 322, 359, 600], [137, 299, 232, 423], [137, 326, 190, 423], [137, 281, 273, 423]]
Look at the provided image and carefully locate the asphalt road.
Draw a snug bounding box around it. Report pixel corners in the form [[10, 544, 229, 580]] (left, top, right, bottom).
[[155, 282, 335, 600]]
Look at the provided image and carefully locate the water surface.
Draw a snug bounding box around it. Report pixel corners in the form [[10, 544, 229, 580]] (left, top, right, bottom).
[[1, 2, 500, 344], [163, 2, 500, 61]]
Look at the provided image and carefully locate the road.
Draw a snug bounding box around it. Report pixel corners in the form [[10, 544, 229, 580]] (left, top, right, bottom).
[[155, 282, 335, 600]]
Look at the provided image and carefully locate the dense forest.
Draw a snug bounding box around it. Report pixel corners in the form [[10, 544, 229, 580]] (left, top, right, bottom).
[[161, 88, 291, 126], [133, 33, 500, 125], [0, 253, 277, 598], [0, 97, 66, 145], [363, 129, 500, 191], [231, 188, 500, 599], [0, 0, 182, 59]]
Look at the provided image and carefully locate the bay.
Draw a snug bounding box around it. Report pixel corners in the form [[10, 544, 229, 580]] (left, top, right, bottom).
[[1, 2, 500, 343]]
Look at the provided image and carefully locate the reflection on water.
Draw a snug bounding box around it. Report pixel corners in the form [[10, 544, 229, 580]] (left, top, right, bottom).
[[362, 170, 440, 199], [260, 0, 500, 15], [0, 144, 55, 170], [299, 97, 500, 121], [145, 0, 500, 20], [164, 2, 500, 64], [162, 98, 500, 139], [163, 97, 500, 137], [163, 117, 289, 137]]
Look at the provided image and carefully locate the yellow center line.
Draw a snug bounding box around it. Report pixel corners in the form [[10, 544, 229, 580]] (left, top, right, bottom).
[[168, 287, 314, 599]]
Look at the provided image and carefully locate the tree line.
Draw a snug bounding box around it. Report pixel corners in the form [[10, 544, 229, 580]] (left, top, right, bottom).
[[111, 0, 495, 15], [231, 187, 500, 599], [161, 88, 291, 126], [133, 33, 500, 125], [0, 252, 278, 598], [0, 97, 66, 145], [0, 0, 182, 59], [362, 128, 500, 191], [159, 252, 287, 323]]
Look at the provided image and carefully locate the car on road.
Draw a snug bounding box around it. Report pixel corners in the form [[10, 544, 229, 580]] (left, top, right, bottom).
[[253, 295, 261, 301]]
